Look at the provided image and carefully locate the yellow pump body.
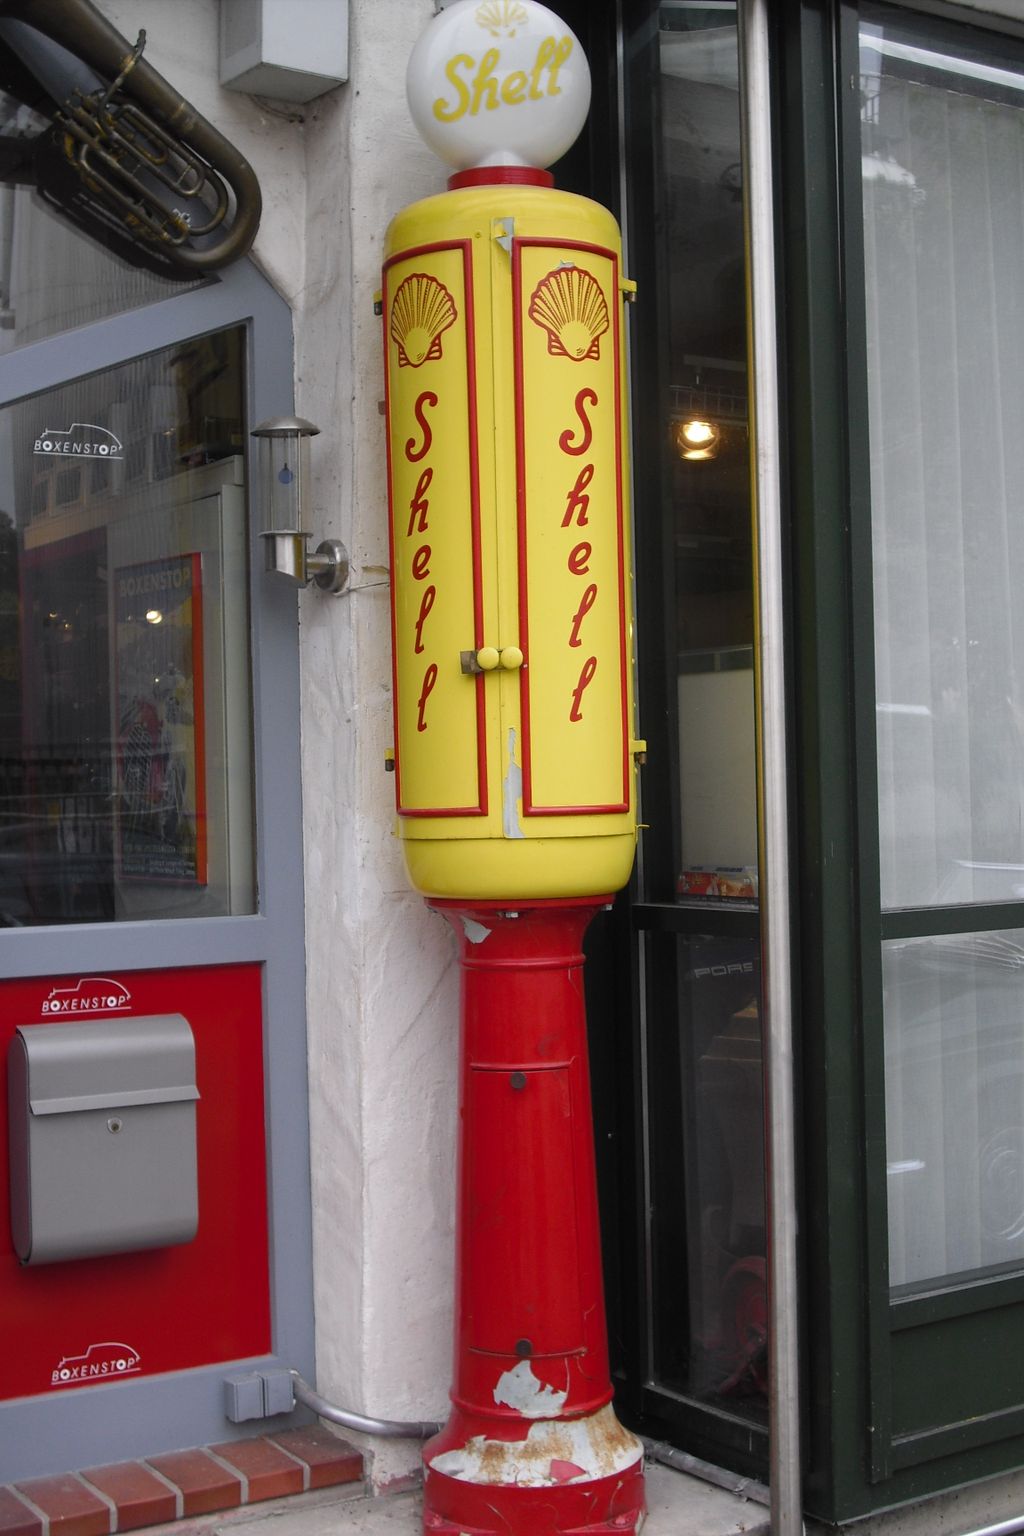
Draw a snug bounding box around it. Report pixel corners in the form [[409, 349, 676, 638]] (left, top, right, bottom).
[[382, 182, 640, 900]]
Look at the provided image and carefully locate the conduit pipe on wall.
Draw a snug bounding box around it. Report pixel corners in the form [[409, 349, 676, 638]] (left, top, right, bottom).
[[737, 4, 804, 1536], [644, 1440, 770, 1510], [290, 1373, 442, 1440]]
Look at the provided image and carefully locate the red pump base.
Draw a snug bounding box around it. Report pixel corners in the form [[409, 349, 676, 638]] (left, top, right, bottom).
[[422, 899, 646, 1536], [424, 1461, 645, 1534]]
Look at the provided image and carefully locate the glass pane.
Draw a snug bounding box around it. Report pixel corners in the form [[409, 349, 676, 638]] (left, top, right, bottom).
[[647, 931, 766, 1414], [660, 4, 758, 903], [861, 6, 1024, 910], [884, 932, 1024, 1289], [0, 88, 195, 354], [639, 2, 765, 1430], [0, 328, 255, 924], [862, 7, 1024, 1293]]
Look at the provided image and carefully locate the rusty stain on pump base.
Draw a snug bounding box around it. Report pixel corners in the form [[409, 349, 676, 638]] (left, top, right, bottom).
[[428, 1402, 643, 1487]]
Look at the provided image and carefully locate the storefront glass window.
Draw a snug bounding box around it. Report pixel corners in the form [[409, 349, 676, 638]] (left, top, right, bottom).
[[647, 931, 765, 1409], [861, 5, 1024, 1289], [0, 89, 196, 353], [884, 932, 1024, 1288], [862, 8, 1024, 914], [664, 7, 757, 905], [637, 0, 765, 1427], [0, 327, 255, 924]]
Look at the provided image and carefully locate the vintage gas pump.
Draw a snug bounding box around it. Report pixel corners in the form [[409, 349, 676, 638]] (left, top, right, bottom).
[[381, 3, 646, 1530]]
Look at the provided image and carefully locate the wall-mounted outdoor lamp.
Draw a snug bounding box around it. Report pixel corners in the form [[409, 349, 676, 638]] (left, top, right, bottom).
[[251, 416, 349, 593]]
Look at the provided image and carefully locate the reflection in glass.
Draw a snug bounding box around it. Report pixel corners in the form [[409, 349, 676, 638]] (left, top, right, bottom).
[[648, 932, 766, 1413], [641, 3, 765, 1422], [884, 932, 1024, 1288], [0, 88, 193, 354], [660, 6, 757, 902], [0, 328, 254, 924]]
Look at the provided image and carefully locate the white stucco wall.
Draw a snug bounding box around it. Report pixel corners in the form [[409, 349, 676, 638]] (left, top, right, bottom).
[[295, 0, 458, 1491], [95, 0, 458, 1492]]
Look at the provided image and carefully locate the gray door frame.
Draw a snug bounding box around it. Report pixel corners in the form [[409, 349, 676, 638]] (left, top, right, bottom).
[[0, 261, 315, 1479]]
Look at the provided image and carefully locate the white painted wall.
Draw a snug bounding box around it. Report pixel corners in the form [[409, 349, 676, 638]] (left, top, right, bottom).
[[98, 0, 307, 304], [296, 8, 458, 1489], [95, 0, 458, 1491]]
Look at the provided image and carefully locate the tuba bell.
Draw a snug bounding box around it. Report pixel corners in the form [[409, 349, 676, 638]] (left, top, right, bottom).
[[0, 0, 261, 277]]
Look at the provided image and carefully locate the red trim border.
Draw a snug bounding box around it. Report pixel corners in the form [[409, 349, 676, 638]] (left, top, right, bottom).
[[511, 237, 631, 818], [382, 240, 488, 819]]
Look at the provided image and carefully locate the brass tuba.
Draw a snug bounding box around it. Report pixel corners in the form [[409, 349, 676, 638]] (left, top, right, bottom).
[[0, 0, 261, 276]]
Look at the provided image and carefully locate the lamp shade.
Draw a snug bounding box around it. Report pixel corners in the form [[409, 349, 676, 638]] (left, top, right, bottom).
[[251, 415, 319, 532]]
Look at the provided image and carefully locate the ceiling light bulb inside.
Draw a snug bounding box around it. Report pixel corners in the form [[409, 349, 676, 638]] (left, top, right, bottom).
[[675, 417, 721, 461], [682, 419, 715, 445]]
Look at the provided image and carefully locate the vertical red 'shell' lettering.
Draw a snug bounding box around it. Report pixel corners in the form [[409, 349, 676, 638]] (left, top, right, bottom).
[[569, 583, 598, 648], [400, 381, 441, 734], [570, 656, 598, 722], [417, 663, 438, 732], [558, 388, 597, 457], [414, 586, 436, 655], [561, 462, 594, 529], [407, 466, 432, 537], [405, 391, 437, 463]]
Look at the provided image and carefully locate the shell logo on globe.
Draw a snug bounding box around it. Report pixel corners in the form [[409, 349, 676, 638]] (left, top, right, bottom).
[[476, 1, 529, 37], [406, 0, 590, 173]]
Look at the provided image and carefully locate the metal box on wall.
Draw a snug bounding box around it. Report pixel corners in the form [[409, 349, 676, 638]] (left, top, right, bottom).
[[219, 0, 349, 101], [8, 1015, 199, 1265]]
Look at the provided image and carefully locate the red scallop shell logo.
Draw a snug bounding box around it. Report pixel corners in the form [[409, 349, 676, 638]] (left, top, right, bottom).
[[390, 273, 458, 367], [528, 265, 609, 362]]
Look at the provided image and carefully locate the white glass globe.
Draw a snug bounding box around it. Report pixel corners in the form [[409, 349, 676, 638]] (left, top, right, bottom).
[[406, 0, 591, 172]]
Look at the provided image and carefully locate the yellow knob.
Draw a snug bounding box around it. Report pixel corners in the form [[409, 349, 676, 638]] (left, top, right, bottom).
[[476, 646, 500, 671], [499, 646, 524, 671]]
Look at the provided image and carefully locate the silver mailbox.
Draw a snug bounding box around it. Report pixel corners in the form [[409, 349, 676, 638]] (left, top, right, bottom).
[[8, 1014, 200, 1265]]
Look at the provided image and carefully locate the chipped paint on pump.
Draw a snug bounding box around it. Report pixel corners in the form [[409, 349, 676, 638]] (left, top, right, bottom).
[[493, 1358, 568, 1416], [461, 917, 492, 944], [502, 728, 526, 838], [428, 1402, 644, 1486]]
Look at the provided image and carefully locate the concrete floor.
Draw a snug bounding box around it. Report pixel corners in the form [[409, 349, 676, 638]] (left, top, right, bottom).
[[150, 1461, 771, 1536], [142, 1455, 1024, 1536]]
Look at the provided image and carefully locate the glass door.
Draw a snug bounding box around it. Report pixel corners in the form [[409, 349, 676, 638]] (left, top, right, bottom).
[[592, 0, 1024, 1513], [592, 0, 768, 1476]]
